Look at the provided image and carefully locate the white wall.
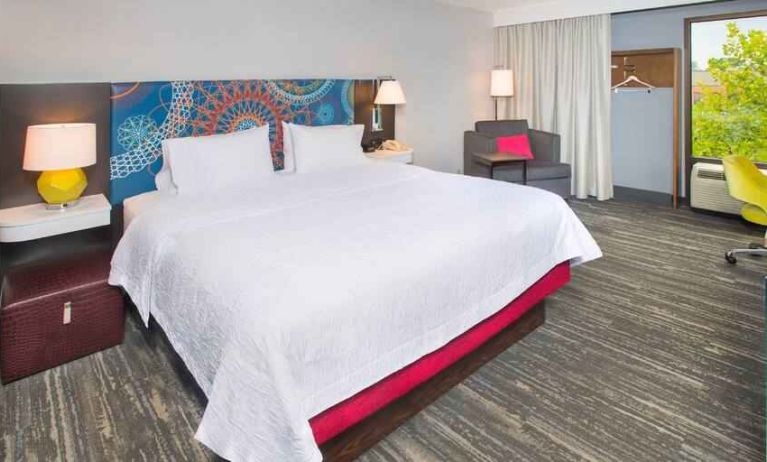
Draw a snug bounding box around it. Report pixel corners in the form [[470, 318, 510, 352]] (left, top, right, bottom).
[[393, 1, 493, 173], [0, 0, 493, 174], [494, 0, 717, 26]]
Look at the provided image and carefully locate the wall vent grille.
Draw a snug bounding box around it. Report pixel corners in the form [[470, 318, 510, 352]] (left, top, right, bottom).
[[690, 162, 767, 215]]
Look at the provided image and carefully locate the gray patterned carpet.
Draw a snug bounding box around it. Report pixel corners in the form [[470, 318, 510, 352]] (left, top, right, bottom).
[[1, 199, 765, 461]]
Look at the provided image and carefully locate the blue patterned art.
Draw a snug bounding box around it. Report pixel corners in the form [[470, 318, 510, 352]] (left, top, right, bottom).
[[110, 79, 355, 204]]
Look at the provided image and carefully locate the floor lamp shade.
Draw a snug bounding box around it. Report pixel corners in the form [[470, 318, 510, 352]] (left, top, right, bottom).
[[491, 70, 514, 97], [491, 70, 514, 120], [23, 123, 97, 206]]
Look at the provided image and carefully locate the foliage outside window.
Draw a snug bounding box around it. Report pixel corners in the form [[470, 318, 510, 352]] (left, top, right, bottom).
[[692, 22, 767, 163]]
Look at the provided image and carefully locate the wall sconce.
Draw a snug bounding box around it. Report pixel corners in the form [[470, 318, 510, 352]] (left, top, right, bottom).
[[372, 77, 406, 132]]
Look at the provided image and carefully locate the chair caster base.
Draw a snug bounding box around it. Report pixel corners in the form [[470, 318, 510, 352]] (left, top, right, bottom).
[[725, 246, 767, 264]]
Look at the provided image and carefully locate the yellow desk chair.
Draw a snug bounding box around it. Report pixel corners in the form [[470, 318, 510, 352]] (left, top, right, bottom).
[[722, 155, 767, 264]]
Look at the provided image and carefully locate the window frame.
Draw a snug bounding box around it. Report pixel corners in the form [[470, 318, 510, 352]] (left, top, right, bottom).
[[683, 9, 767, 198]]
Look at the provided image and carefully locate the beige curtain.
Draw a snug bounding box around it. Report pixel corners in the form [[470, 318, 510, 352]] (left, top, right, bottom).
[[495, 15, 613, 200]]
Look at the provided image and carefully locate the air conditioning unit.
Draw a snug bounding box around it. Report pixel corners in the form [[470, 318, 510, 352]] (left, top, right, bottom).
[[690, 162, 755, 214]]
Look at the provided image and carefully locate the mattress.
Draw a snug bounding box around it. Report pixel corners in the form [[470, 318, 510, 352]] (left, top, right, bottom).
[[110, 162, 601, 461], [122, 190, 171, 229]]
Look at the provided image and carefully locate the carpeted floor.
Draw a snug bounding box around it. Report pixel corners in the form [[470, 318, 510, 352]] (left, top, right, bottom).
[[1, 200, 764, 461]]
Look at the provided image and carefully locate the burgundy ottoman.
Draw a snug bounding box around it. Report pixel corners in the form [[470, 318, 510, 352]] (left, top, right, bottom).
[[0, 250, 124, 384]]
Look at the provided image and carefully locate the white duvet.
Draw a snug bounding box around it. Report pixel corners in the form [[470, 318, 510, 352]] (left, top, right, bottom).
[[109, 162, 600, 461]]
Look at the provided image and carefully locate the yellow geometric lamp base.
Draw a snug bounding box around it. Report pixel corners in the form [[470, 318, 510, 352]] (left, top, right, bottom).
[[37, 168, 88, 206]]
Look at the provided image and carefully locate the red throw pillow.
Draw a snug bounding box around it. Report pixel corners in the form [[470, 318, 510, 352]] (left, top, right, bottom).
[[496, 134, 534, 159]]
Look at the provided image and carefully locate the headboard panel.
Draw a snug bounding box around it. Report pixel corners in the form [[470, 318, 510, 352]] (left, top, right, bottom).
[[109, 79, 355, 204]]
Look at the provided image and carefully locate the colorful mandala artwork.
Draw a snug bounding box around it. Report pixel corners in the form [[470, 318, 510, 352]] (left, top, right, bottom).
[[109, 79, 355, 204]]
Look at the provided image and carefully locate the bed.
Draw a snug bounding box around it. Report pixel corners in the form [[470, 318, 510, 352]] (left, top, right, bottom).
[[108, 79, 600, 461], [112, 162, 598, 461]]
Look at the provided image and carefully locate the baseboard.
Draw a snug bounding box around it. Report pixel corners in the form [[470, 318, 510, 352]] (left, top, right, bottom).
[[613, 186, 673, 205], [689, 206, 741, 220]]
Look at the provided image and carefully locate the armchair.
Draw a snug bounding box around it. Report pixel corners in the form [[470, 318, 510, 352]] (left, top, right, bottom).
[[464, 120, 571, 197]]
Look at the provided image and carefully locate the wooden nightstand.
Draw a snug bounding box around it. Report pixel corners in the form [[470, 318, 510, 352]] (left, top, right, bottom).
[[0, 194, 111, 243], [366, 148, 414, 164]]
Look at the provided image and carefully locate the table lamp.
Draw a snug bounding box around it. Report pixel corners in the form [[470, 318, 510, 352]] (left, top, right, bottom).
[[490, 69, 514, 120], [23, 123, 97, 209]]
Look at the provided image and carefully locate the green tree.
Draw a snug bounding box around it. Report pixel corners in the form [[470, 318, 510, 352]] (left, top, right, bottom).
[[692, 22, 767, 162]]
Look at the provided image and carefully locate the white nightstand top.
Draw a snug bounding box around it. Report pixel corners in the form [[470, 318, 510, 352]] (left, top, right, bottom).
[[0, 194, 111, 243], [366, 148, 414, 164]]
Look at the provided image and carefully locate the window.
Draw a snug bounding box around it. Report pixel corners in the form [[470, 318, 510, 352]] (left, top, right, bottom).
[[687, 12, 767, 163]]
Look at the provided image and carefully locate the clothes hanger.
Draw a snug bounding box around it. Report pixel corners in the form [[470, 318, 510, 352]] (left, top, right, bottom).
[[611, 75, 655, 93], [611, 57, 655, 93]]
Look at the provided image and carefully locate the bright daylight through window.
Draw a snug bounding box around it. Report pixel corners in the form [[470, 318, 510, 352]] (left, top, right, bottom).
[[691, 14, 767, 163]]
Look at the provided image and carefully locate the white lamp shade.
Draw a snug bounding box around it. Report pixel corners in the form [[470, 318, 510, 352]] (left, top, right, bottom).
[[374, 80, 406, 105], [490, 70, 514, 97], [23, 123, 97, 171]]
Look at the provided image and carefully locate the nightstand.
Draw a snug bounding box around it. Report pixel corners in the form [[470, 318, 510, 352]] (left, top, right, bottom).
[[366, 148, 414, 164], [0, 194, 111, 243]]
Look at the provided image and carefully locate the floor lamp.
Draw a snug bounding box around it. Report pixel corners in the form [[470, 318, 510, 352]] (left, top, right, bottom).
[[491, 69, 514, 120]]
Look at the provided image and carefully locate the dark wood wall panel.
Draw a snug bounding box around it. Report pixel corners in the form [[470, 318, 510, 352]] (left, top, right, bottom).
[[611, 49, 676, 88], [0, 83, 111, 209], [354, 80, 395, 145]]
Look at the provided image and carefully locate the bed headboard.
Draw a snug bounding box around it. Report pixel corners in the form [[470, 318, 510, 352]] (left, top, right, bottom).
[[109, 79, 356, 204]]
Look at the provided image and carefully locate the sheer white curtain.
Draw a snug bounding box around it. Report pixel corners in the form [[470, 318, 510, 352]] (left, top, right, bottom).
[[495, 15, 613, 200]]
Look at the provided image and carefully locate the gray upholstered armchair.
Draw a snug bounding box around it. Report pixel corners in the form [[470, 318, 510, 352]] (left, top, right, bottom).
[[464, 120, 571, 197]]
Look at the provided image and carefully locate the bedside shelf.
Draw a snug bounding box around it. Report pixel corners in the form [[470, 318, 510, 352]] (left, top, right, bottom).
[[366, 148, 414, 164], [0, 194, 111, 243]]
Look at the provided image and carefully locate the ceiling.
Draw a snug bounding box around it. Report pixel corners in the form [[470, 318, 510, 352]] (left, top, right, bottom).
[[434, 0, 533, 12], [435, 0, 719, 25]]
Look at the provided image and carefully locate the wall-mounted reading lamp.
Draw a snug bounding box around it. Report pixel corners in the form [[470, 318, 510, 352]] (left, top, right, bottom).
[[372, 77, 406, 132]]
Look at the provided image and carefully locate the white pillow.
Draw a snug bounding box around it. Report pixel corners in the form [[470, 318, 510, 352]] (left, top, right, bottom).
[[280, 121, 295, 174], [155, 143, 176, 192], [162, 125, 274, 195], [155, 168, 175, 191], [290, 124, 366, 173]]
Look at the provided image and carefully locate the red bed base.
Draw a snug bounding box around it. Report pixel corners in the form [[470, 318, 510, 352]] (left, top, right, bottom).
[[310, 261, 571, 445]]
